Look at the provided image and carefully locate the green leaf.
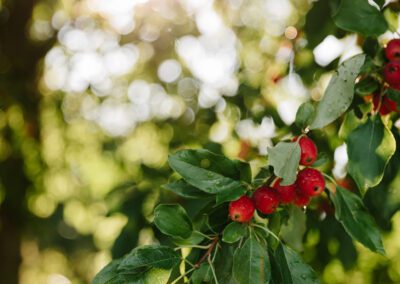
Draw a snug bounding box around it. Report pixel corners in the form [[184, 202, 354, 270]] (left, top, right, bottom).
[[295, 102, 315, 129], [233, 236, 271, 284], [222, 222, 247, 243], [310, 54, 366, 129], [253, 166, 272, 187], [338, 110, 364, 140], [163, 180, 210, 199], [272, 243, 319, 284], [280, 206, 307, 251], [268, 142, 301, 186], [329, 186, 385, 254], [92, 259, 147, 284], [118, 245, 181, 272], [332, 0, 388, 37], [154, 204, 193, 239], [355, 77, 379, 96], [191, 263, 212, 284], [168, 150, 246, 203], [234, 160, 253, 184], [347, 116, 396, 194], [144, 268, 171, 284]]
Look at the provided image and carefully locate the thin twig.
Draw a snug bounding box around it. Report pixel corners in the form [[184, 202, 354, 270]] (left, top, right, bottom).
[[194, 236, 219, 268]]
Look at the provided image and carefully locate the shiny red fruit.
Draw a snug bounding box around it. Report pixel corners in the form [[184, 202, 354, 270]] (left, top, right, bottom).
[[372, 93, 398, 115], [297, 168, 325, 197], [229, 196, 255, 223], [253, 186, 280, 214], [385, 39, 400, 62], [272, 178, 297, 204], [383, 62, 400, 86], [293, 136, 318, 166], [293, 192, 310, 207]]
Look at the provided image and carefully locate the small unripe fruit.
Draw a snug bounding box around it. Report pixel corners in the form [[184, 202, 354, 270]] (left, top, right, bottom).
[[229, 196, 255, 223], [272, 178, 297, 204], [385, 39, 400, 62], [294, 193, 310, 207], [293, 136, 318, 166], [297, 168, 325, 197], [383, 62, 400, 86], [253, 186, 279, 214]]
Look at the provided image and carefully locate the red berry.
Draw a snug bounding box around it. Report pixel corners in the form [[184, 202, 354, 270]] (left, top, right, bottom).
[[372, 93, 398, 115], [383, 62, 400, 86], [253, 186, 280, 214], [229, 196, 255, 223], [297, 168, 325, 197], [293, 193, 310, 207], [272, 178, 297, 204], [293, 136, 318, 166], [385, 39, 400, 62]]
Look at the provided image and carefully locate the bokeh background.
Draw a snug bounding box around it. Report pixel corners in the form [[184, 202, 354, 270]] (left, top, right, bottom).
[[2, 0, 400, 283]]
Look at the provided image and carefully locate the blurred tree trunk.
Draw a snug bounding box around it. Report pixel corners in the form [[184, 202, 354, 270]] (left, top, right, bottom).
[[0, 0, 51, 283]]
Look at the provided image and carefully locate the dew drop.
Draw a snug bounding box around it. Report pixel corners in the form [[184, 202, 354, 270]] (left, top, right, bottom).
[[302, 206, 307, 213], [301, 274, 307, 280]]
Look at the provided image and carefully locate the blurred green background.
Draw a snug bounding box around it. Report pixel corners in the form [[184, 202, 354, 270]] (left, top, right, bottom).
[[1, 0, 400, 283]]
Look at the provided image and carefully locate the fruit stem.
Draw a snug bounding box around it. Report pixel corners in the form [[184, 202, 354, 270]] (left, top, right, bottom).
[[322, 173, 337, 193]]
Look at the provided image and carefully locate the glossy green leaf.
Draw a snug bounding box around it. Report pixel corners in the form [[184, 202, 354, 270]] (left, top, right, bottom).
[[222, 222, 246, 243], [268, 142, 301, 186], [332, 0, 388, 37], [280, 206, 307, 251], [355, 77, 379, 96], [310, 54, 366, 129], [118, 245, 181, 272], [168, 150, 246, 203], [154, 204, 193, 239], [329, 186, 385, 254], [295, 102, 315, 129], [233, 236, 271, 284], [386, 88, 400, 111], [163, 180, 210, 199], [272, 243, 319, 284], [347, 116, 396, 194]]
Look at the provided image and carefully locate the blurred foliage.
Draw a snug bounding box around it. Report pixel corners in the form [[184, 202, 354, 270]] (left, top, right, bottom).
[[1, 0, 400, 283]]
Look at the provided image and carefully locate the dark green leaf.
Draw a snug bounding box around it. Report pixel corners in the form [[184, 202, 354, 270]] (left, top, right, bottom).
[[233, 236, 271, 284], [154, 204, 193, 239], [92, 259, 147, 284], [329, 186, 385, 254], [332, 0, 388, 37], [355, 77, 379, 96], [168, 150, 246, 203], [118, 245, 181, 271], [268, 142, 301, 186], [280, 206, 307, 251], [272, 243, 319, 284], [222, 222, 246, 243], [310, 54, 366, 129], [191, 263, 212, 284], [347, 116, 396, 194], [253, 166, 272, 187], [233, 160, 252, 184], [295, 102, 315, 129], [163, 180, 210, 199]]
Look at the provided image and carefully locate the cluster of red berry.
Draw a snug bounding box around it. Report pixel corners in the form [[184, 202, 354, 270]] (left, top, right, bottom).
[[371, 39, 400, 115], [229, 136, 325, 223]]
